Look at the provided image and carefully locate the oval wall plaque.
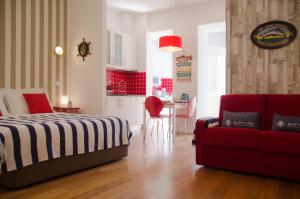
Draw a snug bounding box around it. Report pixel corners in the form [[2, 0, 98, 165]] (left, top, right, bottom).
[[250, 21, 297, 49]]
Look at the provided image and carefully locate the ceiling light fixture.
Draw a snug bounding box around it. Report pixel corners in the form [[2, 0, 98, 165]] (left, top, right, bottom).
[[159, 35, 182, 52]]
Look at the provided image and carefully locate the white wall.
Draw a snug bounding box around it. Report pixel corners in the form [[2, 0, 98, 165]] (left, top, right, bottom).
[[66, 0, 225, 122], [67, 0, 106, 114], [148, 0, 225, 99], [147, 0, 225, 132]]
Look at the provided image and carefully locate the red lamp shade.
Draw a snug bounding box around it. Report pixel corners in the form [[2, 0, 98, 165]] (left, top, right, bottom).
[[159, 36, 182, 52]]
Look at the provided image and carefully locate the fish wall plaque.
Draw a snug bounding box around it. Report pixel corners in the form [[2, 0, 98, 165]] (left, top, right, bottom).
[[176, 55, 192, 82], [250, 21, 297, 49]]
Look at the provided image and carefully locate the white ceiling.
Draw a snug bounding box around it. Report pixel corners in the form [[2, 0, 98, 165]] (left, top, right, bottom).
[[107, 0, 219, 13]]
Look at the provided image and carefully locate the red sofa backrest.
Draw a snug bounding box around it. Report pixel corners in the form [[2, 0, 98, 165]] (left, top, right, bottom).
[[266, 94, 300, 129], [219, 95, 267, 129]]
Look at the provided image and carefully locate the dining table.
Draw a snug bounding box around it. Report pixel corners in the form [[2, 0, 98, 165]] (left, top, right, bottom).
[[143, 100, 188, 140]]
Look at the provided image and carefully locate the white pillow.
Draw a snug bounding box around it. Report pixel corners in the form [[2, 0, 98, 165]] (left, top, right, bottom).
[[0, 93, 8, 115], [4, 93, 30, 114], [0, 88, 51, 115]]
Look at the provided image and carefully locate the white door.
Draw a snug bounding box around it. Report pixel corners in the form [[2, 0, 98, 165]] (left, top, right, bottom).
[[146, 30, 173, 96]]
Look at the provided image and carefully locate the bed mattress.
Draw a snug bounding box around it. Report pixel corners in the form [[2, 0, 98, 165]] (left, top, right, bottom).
[[0, 113, 132, 174]]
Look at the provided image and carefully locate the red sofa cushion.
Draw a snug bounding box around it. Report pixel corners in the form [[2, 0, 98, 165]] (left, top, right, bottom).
[[202, 127, 259, 149], [257, 130, 300, 156], [23, 93, 53, 114], [266, 94, 300, 129], [219, 95, 266, 129]]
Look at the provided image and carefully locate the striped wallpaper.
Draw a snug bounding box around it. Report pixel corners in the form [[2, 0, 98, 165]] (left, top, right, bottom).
[[0, 0, 68, 105]]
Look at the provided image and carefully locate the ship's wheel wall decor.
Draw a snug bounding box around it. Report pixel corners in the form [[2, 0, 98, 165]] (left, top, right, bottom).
[[77, 38, 91, 61]]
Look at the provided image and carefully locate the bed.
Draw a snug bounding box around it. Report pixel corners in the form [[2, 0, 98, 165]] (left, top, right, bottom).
[[0, 113, 132, 189]]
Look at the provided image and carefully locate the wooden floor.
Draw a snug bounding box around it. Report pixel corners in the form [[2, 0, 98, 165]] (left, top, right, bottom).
[[1, 130, 300, 199]]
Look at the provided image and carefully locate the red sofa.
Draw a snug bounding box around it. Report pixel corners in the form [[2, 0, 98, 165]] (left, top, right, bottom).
[[195, 94, 300, 181]]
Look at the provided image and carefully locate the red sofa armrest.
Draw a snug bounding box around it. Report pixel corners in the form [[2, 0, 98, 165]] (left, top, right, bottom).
[[196, 117, 219, 130], [196, 119, 206, 130], [195, 117, 219, 144], [195, 117, 218, 164]]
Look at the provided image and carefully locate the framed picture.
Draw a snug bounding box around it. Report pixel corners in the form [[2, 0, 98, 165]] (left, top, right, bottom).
[[250, 21, 297, 49]]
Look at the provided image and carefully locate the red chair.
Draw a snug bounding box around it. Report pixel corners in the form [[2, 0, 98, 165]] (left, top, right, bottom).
[[176, 97, 197, 137], [144, 96, 171, 139]]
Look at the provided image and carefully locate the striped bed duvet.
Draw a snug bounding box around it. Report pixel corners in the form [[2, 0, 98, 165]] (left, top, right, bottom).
[[0, 113, 132, 173]]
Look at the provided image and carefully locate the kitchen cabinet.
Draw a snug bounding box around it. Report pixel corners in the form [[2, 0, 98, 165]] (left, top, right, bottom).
[[106, 31, 110, 65], [123, 34, 138, 69], [107, 30, 123, 67], [106, 96, 145, 130], [107, 30, 138, 70], [114, 32, 123, 66]]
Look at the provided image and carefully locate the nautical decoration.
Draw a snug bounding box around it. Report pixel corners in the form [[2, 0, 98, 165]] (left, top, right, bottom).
[[176, 55, 192, 82], [77, 38, 91, 61], [251, 21, 297, 49]]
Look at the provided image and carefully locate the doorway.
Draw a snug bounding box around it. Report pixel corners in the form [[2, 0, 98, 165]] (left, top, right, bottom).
[[197, 22, 226, 118], [146, 30, 173, 98]]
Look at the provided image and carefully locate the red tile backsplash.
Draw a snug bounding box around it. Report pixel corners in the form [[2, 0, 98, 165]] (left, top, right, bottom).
[[106, 70, 146, 95], [152, 78, 173, 95], [161, 78, 173, 94]]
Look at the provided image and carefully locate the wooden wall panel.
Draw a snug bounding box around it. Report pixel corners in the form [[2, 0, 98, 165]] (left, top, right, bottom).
[[226, 0, 300, 94]]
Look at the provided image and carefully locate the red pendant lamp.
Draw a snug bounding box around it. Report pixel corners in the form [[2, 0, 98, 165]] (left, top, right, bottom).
[[159, 35, 182, 52]]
